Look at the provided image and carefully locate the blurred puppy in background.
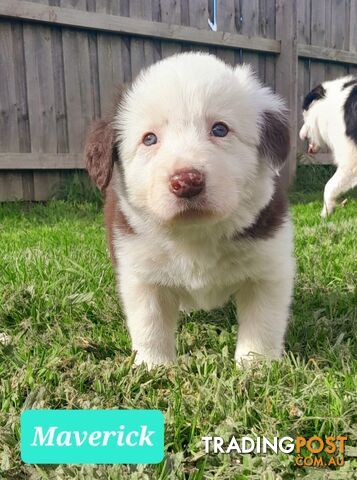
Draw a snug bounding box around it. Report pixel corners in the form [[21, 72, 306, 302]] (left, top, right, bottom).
[[300, 76, 357, 217], [85, 53, 295, 368]]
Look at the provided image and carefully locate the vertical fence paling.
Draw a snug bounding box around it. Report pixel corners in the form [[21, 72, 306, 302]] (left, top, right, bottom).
[[275, 0, 298, 185], [1, 0, 357, 200]]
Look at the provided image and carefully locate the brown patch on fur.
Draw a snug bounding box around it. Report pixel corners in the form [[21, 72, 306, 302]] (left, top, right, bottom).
[[104, 186, 135, 266], [84, 120, 118, 192], [84, 84, 126, 192], [235, 177, 288, 240], [258, 111, 290, 169]]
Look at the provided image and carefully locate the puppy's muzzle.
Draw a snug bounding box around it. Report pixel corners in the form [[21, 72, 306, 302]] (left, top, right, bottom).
[[169, 168, 205, 198]]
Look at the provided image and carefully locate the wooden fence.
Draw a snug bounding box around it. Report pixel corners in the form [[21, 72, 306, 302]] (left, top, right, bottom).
[[0, 0, 356, 201]]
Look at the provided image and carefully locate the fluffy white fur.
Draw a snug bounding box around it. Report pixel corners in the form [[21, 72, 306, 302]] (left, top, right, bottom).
[[299, 76, 357, 217], [91, 53, 295, 367]]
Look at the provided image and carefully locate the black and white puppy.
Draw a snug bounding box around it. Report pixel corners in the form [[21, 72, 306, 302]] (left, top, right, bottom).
[[300, 76, 357, 217], [85, 53, 294, 367]]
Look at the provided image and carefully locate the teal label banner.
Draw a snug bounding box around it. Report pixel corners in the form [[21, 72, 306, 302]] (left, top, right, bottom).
[[21, 409, 164, 464]]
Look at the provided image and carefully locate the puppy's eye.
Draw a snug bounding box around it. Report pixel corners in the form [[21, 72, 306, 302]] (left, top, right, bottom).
[[143, 132, 157, 146], [211, 122, 229, 137]]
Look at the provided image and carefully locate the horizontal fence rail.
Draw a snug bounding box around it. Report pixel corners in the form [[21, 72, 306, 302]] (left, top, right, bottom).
[[298, 44, 357, 66], [0, 0, 281, 54], [298, 154, 333, 165], [0, 154, 84, 170]]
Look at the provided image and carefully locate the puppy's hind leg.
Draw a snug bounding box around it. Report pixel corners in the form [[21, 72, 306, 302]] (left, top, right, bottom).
[[120, 277, 179, 368], [321, 167, 357, 217], [235, 277, 293, 364]]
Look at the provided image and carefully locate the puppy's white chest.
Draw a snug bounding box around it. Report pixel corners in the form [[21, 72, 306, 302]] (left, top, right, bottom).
[[178, 283, 238, 311], [120, 234, 255, 310]]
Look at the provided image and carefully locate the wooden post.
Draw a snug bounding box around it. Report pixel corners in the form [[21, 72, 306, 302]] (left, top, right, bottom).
[[275, 0, 298, 186]]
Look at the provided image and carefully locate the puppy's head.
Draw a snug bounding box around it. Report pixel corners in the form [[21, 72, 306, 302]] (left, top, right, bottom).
[[299, 83, 328, 154], [85, 53, 289, 224]]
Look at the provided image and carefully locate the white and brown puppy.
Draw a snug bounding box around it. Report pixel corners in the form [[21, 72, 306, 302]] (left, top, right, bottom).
[[300, 76, 357, 217], [85, 53, 294, 367]]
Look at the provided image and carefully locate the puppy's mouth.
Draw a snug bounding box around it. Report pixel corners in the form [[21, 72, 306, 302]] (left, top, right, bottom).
[[169, 197, 218, 223], [173, 207, 215, 221], [307, 142, 319, 154]]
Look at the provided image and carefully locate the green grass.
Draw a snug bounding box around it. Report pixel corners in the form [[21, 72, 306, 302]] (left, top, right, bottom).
[[0, 168, 356, 479]]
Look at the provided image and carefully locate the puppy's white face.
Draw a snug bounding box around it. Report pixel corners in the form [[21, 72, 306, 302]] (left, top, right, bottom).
[[115, 54, 287, 224], [299, 106, 326, 154], [299, 80, 349, 154]]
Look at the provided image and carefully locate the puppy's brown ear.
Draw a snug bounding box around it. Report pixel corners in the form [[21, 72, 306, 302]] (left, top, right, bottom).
[[84, 119, 118, 192], [258, 111, 290, 170]]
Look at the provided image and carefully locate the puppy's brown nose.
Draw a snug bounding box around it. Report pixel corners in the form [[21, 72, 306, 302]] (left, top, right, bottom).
[[169, 168, 205, 198]]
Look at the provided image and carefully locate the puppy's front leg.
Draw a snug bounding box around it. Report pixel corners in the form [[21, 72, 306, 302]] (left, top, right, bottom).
[[235, 278, 292, 363], [321, 166, 357, 217], [120, 278, 179, 367]]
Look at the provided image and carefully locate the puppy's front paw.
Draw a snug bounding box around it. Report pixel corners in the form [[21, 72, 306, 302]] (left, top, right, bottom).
[[321, 206, 329, 218], [321, 203, 335, 218], [133, 349, 176, 369], [235, 345, 282, 366], [235, 351, 257, 367]]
